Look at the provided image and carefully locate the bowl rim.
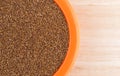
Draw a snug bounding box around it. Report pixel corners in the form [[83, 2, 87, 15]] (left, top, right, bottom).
[[54, 0, 77, 76]]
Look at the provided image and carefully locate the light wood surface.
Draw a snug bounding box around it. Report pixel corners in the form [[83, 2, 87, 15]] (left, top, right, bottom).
[[68, 0, 120, 76]]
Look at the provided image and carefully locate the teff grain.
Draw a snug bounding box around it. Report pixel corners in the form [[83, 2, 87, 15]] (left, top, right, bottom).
[[0, 0, 69, 76]]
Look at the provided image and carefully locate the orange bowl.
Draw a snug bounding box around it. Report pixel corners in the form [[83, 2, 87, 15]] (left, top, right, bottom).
[[54, 0, 77, 76]]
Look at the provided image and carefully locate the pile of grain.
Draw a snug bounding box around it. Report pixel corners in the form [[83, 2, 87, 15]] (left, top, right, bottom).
[[0, 0, 69, 76]]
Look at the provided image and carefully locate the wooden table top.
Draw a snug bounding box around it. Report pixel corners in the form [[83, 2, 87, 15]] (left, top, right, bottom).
[[68, 0, 120, 76]]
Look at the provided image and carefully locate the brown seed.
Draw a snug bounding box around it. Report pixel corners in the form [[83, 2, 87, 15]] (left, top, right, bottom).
[[0, 0, 69, 76]]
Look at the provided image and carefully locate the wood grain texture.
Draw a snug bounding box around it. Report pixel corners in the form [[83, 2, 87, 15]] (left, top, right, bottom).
[[68, 0, 120, 76]]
